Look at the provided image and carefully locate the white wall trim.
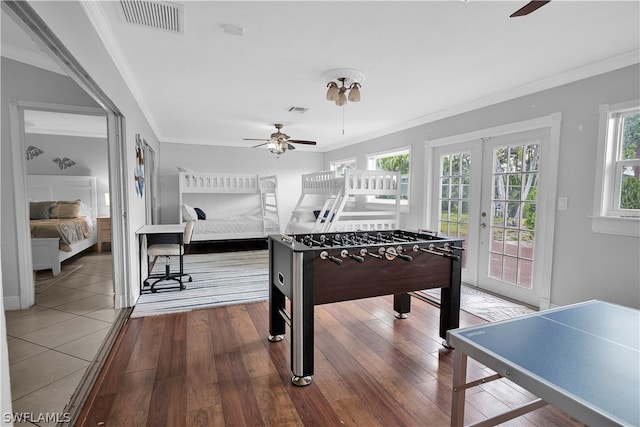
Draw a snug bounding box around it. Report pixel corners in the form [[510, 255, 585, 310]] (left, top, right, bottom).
[[1, 44, 65, 75], [3, 296, 21, 311], [426, 114, 557, 147], [9, 98, 34, 309], [9, 99, 110, 309]]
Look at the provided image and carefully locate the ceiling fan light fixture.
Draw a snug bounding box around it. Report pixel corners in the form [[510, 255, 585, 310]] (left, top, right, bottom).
[[347, 83, 361, 102], [323, 68, 365, 107], [326, 82, 339, 101]]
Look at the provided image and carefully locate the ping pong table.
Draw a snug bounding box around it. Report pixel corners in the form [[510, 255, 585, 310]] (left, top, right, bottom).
[[447, 300, 639, 427]]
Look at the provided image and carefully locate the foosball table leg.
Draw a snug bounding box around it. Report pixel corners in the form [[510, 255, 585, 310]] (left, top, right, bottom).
[[393, 293, 411, 319]]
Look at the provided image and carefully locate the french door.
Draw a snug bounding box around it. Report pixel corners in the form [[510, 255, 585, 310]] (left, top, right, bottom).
[[429, 115, 560, 308]]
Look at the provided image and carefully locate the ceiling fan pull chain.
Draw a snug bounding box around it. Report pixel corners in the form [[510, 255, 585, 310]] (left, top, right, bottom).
[[342, 105, 345, 135]]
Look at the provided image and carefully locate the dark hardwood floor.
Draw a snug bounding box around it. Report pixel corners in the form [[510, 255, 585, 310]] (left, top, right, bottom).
[[76, 297, 582, 426]]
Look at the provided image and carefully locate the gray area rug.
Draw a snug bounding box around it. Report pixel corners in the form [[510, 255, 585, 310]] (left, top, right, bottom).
[[416, 286, 536, 322], [131, 250, 269, 318], [132, 249, 535, 321]]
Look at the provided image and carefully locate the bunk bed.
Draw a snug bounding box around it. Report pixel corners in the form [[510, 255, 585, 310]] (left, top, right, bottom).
[[286, 169, 401, 234], [28, 175, 99, 276], [178, 171, 280, 241]]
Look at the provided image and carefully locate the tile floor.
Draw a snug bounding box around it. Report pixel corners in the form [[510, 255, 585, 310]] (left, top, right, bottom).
[[5, 250, 117, 426]]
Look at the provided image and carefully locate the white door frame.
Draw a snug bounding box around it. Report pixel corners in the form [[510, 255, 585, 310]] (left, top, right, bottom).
[[425, 113, 561, 309], [8, 100, 131, 309], [3, 1, 135, 309]]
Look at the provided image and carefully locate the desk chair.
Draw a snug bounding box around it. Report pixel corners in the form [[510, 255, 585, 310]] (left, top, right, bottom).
[[144, 221, 195, 292]]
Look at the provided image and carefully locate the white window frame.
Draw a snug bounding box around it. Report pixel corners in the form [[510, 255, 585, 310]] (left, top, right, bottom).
[[592, 101, 640, 237], [367, 146, 411, 207], [329, 157, 356, 175]]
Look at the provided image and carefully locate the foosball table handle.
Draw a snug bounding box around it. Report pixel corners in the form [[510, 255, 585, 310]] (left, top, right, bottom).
[[320, 250, 343, 265]]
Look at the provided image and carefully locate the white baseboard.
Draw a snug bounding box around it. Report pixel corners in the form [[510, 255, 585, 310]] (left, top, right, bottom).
[[3, 296, 21, 311]]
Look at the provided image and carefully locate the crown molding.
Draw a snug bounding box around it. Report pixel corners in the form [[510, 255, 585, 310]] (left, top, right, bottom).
[[1, 44, 65, 75], [80, 2, 162, 137], [331, 50, 640, 151]]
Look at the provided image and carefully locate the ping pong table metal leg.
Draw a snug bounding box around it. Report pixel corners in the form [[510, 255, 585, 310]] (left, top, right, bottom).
[[451, 349, 468, 427]]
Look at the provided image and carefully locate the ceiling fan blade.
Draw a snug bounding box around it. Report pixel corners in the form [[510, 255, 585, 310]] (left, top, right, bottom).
[[251, 142, 270, 148], [243, 138, 269, 141], [289, 139, 317, 145], [510, 0, 550, 17], [287, 143, 296, 150]]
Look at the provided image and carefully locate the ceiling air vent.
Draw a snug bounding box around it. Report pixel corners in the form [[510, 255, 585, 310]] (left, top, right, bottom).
[[287, 106, 309, 114], [118, 0, 184, 34]]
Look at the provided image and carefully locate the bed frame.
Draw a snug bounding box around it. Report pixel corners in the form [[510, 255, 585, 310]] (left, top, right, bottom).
[[28, 175, 98, 276], [286, 169, 401, 234], [178, 172, 280, 241]]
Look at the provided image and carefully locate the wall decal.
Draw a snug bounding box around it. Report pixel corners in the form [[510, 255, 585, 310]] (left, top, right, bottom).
[[53, 157, 76, 169], [135, 133, 145, 198], [53, 157, 76, 170], [26, 145, 44, 160]]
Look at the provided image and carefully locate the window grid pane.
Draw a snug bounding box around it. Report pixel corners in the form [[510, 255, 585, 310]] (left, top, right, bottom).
[[369, 150, 410, 201], [438, 151, 470, 268], [489, 144, 539, 288]]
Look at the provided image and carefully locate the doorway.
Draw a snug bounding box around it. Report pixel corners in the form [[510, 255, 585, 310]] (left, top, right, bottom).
[[427, 114, 561, 309]]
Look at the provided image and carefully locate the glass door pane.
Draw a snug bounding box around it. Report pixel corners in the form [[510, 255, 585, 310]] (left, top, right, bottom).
[[488, 144, 539, 288], [438, 152, 471, 268]]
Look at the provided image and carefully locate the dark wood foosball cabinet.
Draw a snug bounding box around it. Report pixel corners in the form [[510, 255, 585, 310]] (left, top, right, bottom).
[[268, 229, 464, 386]]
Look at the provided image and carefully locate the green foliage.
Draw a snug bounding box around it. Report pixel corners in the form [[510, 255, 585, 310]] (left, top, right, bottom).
[[377, 154, 410, 174], [622, 113, 640, 160], [523, 187, 537, 230], [621, 176, 640, 209]]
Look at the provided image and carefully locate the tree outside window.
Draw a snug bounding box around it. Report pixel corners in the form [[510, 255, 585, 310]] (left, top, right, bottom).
[[619, 112, 640, 210], [368, 149, 410, 202]]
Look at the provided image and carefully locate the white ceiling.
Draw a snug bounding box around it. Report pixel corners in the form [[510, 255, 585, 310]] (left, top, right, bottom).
[[3, 1, 640, 152]]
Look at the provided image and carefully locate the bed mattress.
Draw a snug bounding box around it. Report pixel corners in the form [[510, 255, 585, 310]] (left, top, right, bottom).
[[193, 216, 278, 235]]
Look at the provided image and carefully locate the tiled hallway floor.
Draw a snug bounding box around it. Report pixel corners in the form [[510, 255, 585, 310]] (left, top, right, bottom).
[[5, 250, 117, 426]]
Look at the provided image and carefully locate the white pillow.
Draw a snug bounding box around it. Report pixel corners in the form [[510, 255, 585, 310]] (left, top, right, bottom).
[[79, 201, 92, 218], [182, 204, 198, 221]]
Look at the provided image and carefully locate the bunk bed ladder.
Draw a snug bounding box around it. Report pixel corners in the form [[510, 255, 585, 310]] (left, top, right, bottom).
[[261, 187, 279, 233], [321, 188, 345, 232]]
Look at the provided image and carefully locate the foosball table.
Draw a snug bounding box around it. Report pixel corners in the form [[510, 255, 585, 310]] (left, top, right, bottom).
[[268, 229, 464, 386]]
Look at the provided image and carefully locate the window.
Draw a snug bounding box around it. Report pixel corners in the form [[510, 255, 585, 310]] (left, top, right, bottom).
[[593, 101, 640, 236], [611, 111, 640, 214], [329, 158, 356, 175], [367, 147, 410, 205]]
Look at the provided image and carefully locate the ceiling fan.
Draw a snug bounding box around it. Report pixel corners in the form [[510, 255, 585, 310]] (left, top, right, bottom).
[[510, 0, 551, 17], [244, 124, 317, 155]]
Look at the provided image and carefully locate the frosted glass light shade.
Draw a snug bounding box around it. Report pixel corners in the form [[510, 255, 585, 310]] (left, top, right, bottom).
[[348, 84, 361, 102], [326, 82, 339, 101]]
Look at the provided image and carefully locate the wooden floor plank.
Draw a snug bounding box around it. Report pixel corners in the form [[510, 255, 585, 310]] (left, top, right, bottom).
[[315, 304, 449, 426], [78, 297, 583, 426], [126, 315, 167, 374], [216, 349, 265, 426]]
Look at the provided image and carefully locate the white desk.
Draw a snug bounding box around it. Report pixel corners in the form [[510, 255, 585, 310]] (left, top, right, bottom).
[[136, 224, 186, 293]]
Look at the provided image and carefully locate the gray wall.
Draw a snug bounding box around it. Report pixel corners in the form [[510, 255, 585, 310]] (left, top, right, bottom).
[[1, 57, 101, 302], [158, 143, 324, 228], [326, 64, 640, 309], [25, 133, 110, 216]]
